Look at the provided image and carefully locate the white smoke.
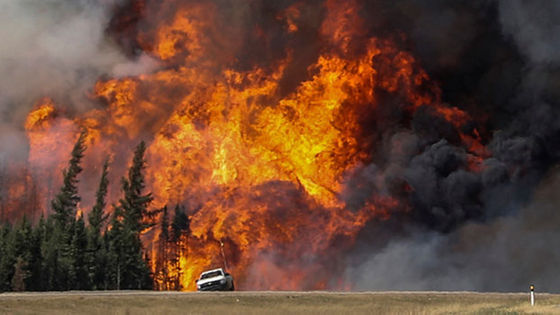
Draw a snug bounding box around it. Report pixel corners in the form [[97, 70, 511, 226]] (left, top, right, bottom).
[[0, 0, 158, 159], [498, 0, 560, 65]]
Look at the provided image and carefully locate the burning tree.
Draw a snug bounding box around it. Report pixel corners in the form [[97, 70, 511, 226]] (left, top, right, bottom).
[[5, 0, 560, 292], [2, 0, 487, 291], [153, 204, 191, 290]]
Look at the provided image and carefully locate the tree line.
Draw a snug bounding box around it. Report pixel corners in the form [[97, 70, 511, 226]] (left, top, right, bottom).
[[0, 132, 191, 291]]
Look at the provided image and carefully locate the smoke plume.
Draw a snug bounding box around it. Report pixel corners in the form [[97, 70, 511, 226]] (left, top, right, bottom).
[[0, 0, 157, 158], [2, 0, 560, 292], [348, 168, 560, 292], [344, 0, 560, 292]]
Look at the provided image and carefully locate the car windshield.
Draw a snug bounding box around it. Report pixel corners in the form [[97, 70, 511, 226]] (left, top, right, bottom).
[[200, 271, 222, 279]]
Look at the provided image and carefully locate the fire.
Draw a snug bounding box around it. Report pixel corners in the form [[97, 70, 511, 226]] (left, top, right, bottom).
[[153, 4, 207, 61], [25, 98, 78, 169], [24, 98, 56, 131], [24, 99, 80, 215], [279, 4, 301, 33], [14, 0, 488, 291]]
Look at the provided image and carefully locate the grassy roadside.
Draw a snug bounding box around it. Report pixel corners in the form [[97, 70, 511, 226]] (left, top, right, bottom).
[[1, 291, 559, 314]]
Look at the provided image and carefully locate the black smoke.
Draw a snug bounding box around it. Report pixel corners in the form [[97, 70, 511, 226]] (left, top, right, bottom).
[[2, 0, 560, 292], [343, 0, 560, 292]]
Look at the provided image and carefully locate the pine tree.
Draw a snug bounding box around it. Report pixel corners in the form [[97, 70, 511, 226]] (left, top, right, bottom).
[[69, 215, 89, 290], [14, 216, 33, 262], [0, 159, 6, 223], [119, 141, 155, 234], [106, 205, 153, 290], [56, 220, 73, 290], [11, 257, 29, 292], [44, 131, 88, 290], [16, 215, 43, 291], [106, 207, 124, 290], [0, 223, 14, 291], [87, 158, 110, 289], [111, 141, 155, 289], [88, 159, 110, 234], [2, 217, 34, 292], [27, 215, 46, 291], [51, 131, 87, 229], [41, 216, 60, 290], [0, 224, 5, 292], [101, 227, 110, 290]]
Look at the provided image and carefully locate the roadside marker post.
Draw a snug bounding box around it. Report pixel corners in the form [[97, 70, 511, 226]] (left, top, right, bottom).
[[530, 284, 535, 306]]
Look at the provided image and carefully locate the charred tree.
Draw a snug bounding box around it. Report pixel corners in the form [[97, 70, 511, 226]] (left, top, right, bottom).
[[168, 204, 190, 290], [154, 205, 169, 290]]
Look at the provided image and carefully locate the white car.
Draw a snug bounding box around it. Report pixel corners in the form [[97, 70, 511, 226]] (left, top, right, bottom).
[[196, 268, 235, 291]]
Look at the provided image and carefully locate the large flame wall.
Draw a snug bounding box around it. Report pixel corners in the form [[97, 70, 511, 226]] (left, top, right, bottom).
[[13, 0, 487, 290]]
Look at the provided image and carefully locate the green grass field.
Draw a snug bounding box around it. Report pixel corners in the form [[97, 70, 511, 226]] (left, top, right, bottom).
[[1, 291, 559, 314]]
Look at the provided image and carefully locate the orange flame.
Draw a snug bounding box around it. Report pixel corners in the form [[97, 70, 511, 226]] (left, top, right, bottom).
[[17, 0, 488, 291]]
